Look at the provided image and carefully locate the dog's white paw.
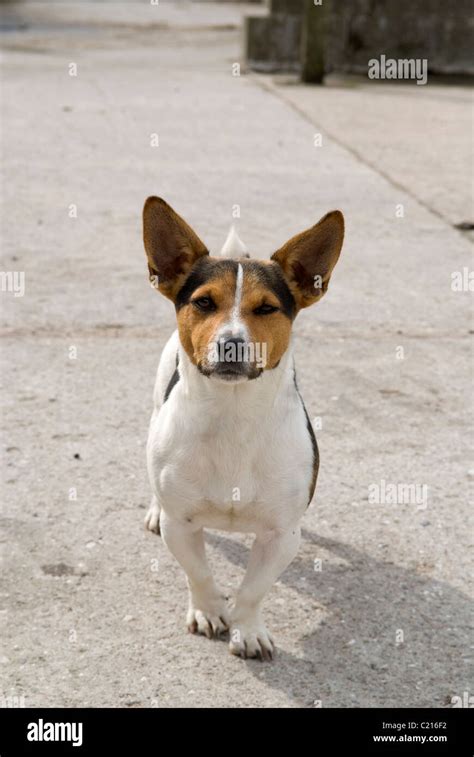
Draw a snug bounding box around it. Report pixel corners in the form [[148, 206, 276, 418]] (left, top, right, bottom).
[[144, 497, 161, 535], [187, 599, 230, 639], [229, 619, 275, 661]]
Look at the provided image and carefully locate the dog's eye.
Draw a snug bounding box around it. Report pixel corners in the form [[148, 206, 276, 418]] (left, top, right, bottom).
[[192, 296, 216, 312], [253, 303, 279, 315]]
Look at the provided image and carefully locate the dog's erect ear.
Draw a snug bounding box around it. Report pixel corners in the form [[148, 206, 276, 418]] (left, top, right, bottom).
[[271, 210, 344, 310], [143, 196, 209, 301]]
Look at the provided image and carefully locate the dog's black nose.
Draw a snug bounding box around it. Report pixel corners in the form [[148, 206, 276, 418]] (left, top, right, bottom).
[[222, 337, 245, 363], [214, 336, 248, 372]]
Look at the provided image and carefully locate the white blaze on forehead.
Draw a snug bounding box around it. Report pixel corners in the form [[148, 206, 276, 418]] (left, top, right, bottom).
[[213, 263, 248, 348], [220, 225, 248, 258], [231, 263, 244, 333], [209, 263, 249, 362]]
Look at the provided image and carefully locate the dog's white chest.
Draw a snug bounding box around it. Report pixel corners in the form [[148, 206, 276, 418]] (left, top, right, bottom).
[[147, 336, 315, 533]]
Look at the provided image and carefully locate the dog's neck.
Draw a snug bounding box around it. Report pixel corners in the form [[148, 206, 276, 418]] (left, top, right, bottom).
[[177, 340, 295, 410]]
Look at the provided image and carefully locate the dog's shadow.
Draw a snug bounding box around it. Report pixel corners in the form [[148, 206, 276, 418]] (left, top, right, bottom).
[[206, 529, 472, 707]]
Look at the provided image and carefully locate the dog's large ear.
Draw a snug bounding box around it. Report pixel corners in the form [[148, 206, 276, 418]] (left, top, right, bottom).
[[271, 210, 344, 310], [143, 196, 209, 301]]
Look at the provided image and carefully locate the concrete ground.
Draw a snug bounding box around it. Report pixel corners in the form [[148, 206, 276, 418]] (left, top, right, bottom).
[[0, 1, 472, 708]]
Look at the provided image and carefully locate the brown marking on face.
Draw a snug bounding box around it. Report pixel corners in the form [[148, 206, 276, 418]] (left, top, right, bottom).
[[174, 257, 296, 380], [238, 267, 292, 370], [176, 267, 237, 367]]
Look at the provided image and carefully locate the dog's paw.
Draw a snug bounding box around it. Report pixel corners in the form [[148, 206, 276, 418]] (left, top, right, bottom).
[[229, 621, 274, 661], [187, 600, 230, 639], [144, 497, 161, 535]]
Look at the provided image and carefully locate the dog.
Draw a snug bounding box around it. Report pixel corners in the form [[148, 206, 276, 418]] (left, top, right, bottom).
[[143, 197, 344, 660]]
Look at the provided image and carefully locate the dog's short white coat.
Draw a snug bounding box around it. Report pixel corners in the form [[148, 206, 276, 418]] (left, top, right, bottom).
[[146, 326, 314, 658]]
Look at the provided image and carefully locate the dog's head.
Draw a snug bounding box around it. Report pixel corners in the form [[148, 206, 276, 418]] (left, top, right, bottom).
[[143, 197, 344, 383]]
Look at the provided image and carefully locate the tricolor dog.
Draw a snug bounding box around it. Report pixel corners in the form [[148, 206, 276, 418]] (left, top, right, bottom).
[[143, 197, 344, 660]]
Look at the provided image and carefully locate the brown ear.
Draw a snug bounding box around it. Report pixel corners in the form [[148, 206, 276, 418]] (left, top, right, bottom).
[[271, 210, 344, 310], [143, 196, 209, 301]]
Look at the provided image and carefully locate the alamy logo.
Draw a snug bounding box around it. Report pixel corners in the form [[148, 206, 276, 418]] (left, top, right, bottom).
[[368, 55, 428, 85], [208, 340, 267, 368], [27, 719, 83, 747], [451, 691, 474, 707], [0, 693, 25, 707], [0, 271, 25, 297], [451, 267, 474, 292], [368, 479, 428, 508]]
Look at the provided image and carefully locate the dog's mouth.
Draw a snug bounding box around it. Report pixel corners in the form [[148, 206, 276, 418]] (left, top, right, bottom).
[[197, 361, 262, 383], [214, 364, 253, 383]]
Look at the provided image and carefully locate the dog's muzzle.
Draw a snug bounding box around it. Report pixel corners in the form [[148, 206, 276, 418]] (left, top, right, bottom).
[[200, 337, 263, 382]]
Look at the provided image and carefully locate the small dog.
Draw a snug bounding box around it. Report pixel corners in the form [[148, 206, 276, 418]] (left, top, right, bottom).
[[143, 197, 344, 660]]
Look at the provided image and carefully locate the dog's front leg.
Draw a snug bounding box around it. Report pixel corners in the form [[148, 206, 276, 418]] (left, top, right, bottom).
[[144, 494, 161, 534], [160, 512, 230, 638], [230, 526, 301, 660]]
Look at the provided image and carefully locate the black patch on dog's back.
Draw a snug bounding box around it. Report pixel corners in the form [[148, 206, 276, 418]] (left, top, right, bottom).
[[293, 367, 319, 507], [164, 353, 180, 403]]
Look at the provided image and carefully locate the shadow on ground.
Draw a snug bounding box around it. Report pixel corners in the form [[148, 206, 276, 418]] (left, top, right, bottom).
[[207, 529, 472, 707]]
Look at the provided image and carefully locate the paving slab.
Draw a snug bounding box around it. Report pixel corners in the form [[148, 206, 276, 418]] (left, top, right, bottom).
[[1, 1, 472, 708]]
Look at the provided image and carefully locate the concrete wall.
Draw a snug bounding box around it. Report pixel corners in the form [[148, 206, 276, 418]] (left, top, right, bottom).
[[246, 0, 474, 76], [326, 0, 474, 76], [246, 0, 304, 73]]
